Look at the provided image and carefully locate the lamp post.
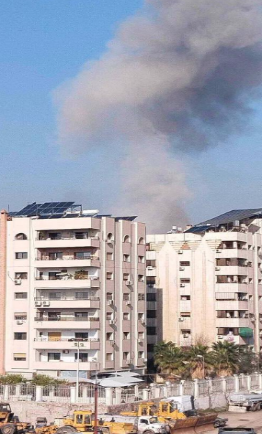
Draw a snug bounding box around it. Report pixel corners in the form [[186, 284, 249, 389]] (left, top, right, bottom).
[[197, 354, 205, 379]]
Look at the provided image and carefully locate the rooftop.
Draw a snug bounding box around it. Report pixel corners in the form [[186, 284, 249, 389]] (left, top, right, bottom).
[[186, 208, 262, 233], [9, 202, 137, 221]]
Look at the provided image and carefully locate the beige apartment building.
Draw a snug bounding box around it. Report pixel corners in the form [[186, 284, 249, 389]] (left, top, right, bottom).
[[0, 202, 146, 378], [146, 209, 262, 360]]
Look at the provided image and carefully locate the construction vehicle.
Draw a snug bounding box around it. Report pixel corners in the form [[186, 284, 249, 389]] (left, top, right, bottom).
[[120, 397, 224, 433], [35, 410, 168, 434], [0, 403, 33, 434]]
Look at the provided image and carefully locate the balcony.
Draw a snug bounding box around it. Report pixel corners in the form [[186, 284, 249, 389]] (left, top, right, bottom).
[[34, 317, 100, 329], [215, 300, 248, 311], [215, 266, 248, 276], [146, 267, 157, 277], [33, 361, 99, 371], [215, 283, 250, 293], [35, 277, 99, 289], [215, 249, 249, 259], [216, 317, 250, 327], [34, 297, 100, 309], [35, 257, 100, 268], [33, 338, 100, 350], [217, 335, 248, 345], [35, 236, 100, 249]]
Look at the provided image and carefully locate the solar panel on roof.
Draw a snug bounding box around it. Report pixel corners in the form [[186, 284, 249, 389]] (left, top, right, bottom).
[[12, 201, 75, 217]]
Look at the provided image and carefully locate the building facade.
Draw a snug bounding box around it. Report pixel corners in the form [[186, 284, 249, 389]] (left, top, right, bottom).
[[1, 202, 146, 378], [146, 209, 262, 361]]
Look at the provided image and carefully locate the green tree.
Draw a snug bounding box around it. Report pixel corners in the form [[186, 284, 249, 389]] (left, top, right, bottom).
[[186, 344, 213, 379], [32, 374, 67, 386], [0, 374, 26, 384], [154, 341, 183, 378], [211, 341, 240, 376], [238, 347, 259, 374]]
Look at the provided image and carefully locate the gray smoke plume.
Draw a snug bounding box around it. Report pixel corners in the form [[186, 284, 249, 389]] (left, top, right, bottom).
[[56, 0, 262, 232]]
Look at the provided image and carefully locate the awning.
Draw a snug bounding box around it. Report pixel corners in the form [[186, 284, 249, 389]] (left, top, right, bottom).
[[239, 327, 253, 338]]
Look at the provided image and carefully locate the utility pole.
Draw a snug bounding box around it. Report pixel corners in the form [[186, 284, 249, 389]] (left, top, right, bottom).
[[94, 370, 98, 434]]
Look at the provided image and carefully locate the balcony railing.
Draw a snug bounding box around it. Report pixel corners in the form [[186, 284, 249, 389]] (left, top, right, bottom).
[[35, 275, 90, 281], [36, 256, 99, 261], [37, 234, 99, 241], [35, 296, 99, 301], [34, 316, 100, 322], [34, 337, 100, 342]]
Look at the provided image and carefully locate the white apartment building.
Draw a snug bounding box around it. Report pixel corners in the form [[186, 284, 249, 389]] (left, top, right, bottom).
[[0, 202, 146, 378], [146, 209, 262, 360]]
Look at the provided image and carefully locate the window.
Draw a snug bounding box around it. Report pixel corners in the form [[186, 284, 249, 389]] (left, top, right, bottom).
[[13, 353, 26, 361], [123, 235, 130, 243], [75, 353, 88, 362], [180, 296, 190, 300], [15, 233, 27, 240], [123, 254, 130, 262], [75, 252, 91, 260], [15, 252, 28, 259], [138, 237, 145, 245], [14, 313, 27, 320], [123, 332, 130, 340], [107, 233, 114, 241], [147, 327, 156, 335], [180, 313, 190, 317], [138, 313, 144, 321], [123, 293, 130, 301], [123, 273, 129, 281], [15, 293, 27, 299], [123, 352, 130, 361], [75, 312, 88, 319], [75, 332, 89, 340], [138, 351, 144, 358], [123, 312, 130, 320], [48, 353, 61, 361], [49, 252, 63, 260], [138, 256, 145, 263], [106, 292, 113, 301], [138, 293, 145, 300], [49, 232, 61, 240], [106, 332, 113, 341], [75, 292, 89, 300], [138, 275, 144, 282], [106, 312, 113, 320], [180, 261, 190, 266], [147, 344, 155, 353], [180, 278, 190, 284], [147, 310, 156, 318], [14, 333, 27, 340], [15, 272, 27, 280], [147, 293, 156, 301], [75, 232, 86, 240], [106, 272, 113, 280], [107, 252, 113, 261], [106, 353, 113, 361], [49, 292, 62, 300]]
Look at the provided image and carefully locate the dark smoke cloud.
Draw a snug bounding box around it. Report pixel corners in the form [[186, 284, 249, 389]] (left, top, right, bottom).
[[56, 0, 262, 232]]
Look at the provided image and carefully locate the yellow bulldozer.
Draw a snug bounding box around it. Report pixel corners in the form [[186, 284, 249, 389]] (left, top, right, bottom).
[[0, 403, 33, 434], [120, 399, 226, 434], [35, 410, 135, 434]]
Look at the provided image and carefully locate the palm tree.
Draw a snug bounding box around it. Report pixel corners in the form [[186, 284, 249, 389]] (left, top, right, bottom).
[[154, 341, 183, 378], [186, 344, 213, 379], [211, 341, 240, 376]]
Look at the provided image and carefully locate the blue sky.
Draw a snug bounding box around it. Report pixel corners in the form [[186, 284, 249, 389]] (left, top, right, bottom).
[[1, 0, 262, 225]]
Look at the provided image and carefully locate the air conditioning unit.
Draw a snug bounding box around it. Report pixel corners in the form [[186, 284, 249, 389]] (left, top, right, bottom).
[[216, 249, 221, 253], [215, 267, 220, 271], [43, 301, 50, 307], [14, 279, 21, 285], [126, 301, 131, 306], [109, 319, 115, 325], [179, 267, 185, 271], [180, 283, 185, 287], [35, 301, 42, 307], [16, 320, 23, 325], [107, 236, 114, 243], [126, 280, 133, 286], [138, 339, 142, 344], [107, 300, 113, 305], [63, 350, 69, 354], [178, 250, 183, 254], [147, 266, 154, 270], [183, 334, 189, 338], [218, 335, 223, 339], [140, 320, 146, 325]]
